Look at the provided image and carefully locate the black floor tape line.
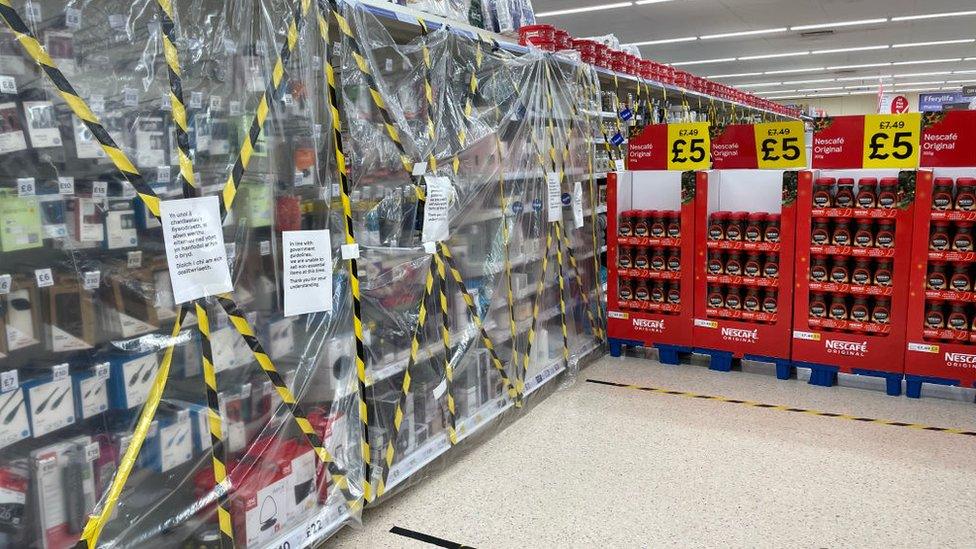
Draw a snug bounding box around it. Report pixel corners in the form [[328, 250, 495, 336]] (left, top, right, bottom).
[[390, 526, 474, 548], [585, 378, 976, 437]]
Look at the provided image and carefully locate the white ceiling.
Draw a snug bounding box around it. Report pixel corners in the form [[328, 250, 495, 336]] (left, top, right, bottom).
[[532, 0, 976, 100]]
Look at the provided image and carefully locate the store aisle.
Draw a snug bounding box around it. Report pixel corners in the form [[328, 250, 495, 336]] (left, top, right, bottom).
[[332, 356, 976, 548]]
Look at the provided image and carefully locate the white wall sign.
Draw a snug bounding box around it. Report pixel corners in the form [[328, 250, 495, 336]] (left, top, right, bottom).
[[282, 230, 333, 317], [160, 196, 234, 304], [422, 176, 452, 243], [546, 173, 562, 223]]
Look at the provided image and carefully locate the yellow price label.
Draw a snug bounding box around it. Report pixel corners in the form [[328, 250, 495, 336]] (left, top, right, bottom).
[[862, 113, 920, 169], [666, 122, 711, 170], [754, 121, 807, 169]]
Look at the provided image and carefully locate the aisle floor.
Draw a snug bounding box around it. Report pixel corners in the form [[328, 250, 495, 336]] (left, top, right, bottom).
[[331, 355, 976, 548]]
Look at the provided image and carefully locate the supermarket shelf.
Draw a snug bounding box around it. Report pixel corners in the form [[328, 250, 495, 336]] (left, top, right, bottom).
[[808, 282, 895, 296], [706, 274, 778, 288], [928, 250, 976, 262], [263, 501, 350, 549], [810, 208, 898, 219], [524, 358, 566, 397], [809, 245, 895, 258], [618, 236, 681, 248], [925, 289, 974, 302], [584, 204, 608, 217], [620, 268, 681, 280], [618, 301, 681, 314], [922, 328, 974, 342], [351, 0, 796, 122], [706, 240, 780, 252], [808, 317, 891, 334], [706, 308, 777, 323], [931, 211, 976, 222]]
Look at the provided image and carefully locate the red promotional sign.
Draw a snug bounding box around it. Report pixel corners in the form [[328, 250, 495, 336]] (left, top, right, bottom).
[[890, 95, 909, 114], [811, 116, 865, 168], [710, 124, 758, 169], [920, 110, 976, 167], [627, 124, 668, 170]]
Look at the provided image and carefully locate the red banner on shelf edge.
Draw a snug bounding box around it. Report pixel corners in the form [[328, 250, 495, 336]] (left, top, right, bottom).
[[628, 124, 669, 170], [811, 116, 865, 169], [710, 124, 757, 169], [920, 110, 976, 167]]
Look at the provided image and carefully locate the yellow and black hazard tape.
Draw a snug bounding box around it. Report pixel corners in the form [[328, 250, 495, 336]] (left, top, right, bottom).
[[560, 228, 603, 341], [316, 0, 371, 507], [195, 303, 236, 547], [586, 379, 976, 437], [156, 0, 195, 195], [519, 225, 554, 404], [0, 0, 163, 218], [495, 136, 521, 390], [75, 307, 188, 548], [451, 40, 482, 175], [437, 243, 516, 398], [378, 259, 436, 497], [216, 295, 360, 506], [220, 0, 311, 219], [417, 18, 438, 173], [552, 223, 571, 367], [433, 253, 458, 445]]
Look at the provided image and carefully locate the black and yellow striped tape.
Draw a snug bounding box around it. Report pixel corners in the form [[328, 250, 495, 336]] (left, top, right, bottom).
[[586, 379, 976, 437], [156, 0, 195, 195], [433, 253, 458, 445], [519, 224, 553, 403], [378, 259, 436, 497], [195, 302, 235, 547], [316, 0, 371, 508]]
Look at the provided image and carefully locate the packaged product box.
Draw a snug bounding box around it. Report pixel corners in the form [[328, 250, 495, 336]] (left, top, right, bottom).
[[0, 192, 43, 252]]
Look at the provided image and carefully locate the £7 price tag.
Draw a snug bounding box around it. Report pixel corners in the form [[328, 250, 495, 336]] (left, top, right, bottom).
[[667, 122, 711, 170], [862, 113, 920, 169], [754, 121, 806, 169]]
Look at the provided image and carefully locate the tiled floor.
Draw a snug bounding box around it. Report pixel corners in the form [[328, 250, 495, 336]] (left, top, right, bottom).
[[331, 354, 976, 548]]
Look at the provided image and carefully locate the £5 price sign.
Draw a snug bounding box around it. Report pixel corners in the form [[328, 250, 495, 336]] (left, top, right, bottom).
[[754, 121, 806, 169], [862, 113, 920, 169], [666, 122, 711, 170]]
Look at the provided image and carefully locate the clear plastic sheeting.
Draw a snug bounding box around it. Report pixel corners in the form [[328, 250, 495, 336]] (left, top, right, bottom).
[[0, 0, 603, 547]]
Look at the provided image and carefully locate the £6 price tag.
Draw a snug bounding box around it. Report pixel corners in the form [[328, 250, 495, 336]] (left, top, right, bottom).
[[16, 178, 35, 197], [35, 268, 54, 288], [862, 113, 920, 169], [754, 121, 807, 169], [0, 274, 10, 295], [667, 122, 711, 170]]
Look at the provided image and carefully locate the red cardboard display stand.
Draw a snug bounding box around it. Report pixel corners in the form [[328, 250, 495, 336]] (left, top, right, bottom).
[[790, 170, 923, 396], [904, 168, 976, 397], [606, 170, 697, 363], [691, 170, 800, 376]]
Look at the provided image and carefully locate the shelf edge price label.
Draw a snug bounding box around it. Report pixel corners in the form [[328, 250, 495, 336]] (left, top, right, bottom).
[[667, 122, 711, 170], [754, 121, 806, 169], [862, 113, 920, 169]]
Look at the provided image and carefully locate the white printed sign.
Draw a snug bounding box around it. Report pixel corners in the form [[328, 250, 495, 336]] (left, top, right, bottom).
[[160, 196, 234, 304], [421, 176, 452, 243], [282, 230, 333, 317], [546, 173, 561, 223], [58, 177, 74, 195], [572, 181, 585, 229]]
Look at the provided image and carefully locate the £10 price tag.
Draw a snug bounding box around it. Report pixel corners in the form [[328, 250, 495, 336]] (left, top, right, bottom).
[[862, 113, 920, 169], [667, 122, 711, 170], [52, 363, 69, 381], [58, 176, 75, 195], [754, 121, 807, 169]]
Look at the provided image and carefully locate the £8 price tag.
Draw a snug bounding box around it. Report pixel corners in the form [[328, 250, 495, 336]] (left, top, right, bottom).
[[667, 122, 711, 170], [862, 113, 921, 169], [754, 121, 807, 169]]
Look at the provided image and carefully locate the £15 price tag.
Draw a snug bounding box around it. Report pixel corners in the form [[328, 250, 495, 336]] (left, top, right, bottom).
[[862, 113, 920, 169], [92, 180, 108, 198], [35, 268, 54, 288], [754, 121, 807, 169], [667, 122, 711, 170]]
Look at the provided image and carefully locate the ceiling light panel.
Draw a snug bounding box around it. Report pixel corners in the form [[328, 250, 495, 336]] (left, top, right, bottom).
[[671, 57, 736, 66], [535, 2, 632, 17], [738, 51, 810, 61], [789, 18, 889, 31], [827, 62, 893, 69], [706, 72, 764, 78], [626, 36, 698, 46], [781, 78, 837, 85], [812, 45, 890, 54], [764, 67, 826, 75], [892, 58, 963, 66], [892, 39, 976, 48], [700, 27, 787, 40], [891, 10, 976, 22], [835, 75, 894, 81]]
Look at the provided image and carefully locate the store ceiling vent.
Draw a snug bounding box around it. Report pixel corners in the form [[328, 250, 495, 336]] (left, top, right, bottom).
[[799, 30, 835, 38]]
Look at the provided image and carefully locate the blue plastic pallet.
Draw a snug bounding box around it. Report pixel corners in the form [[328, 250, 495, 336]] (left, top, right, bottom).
[[744, 354, 793, 380], [693, 348, 734, 372], [794, 361, 903, 396], [904, 374, 975, 399], [608, 337, 692, 365]]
